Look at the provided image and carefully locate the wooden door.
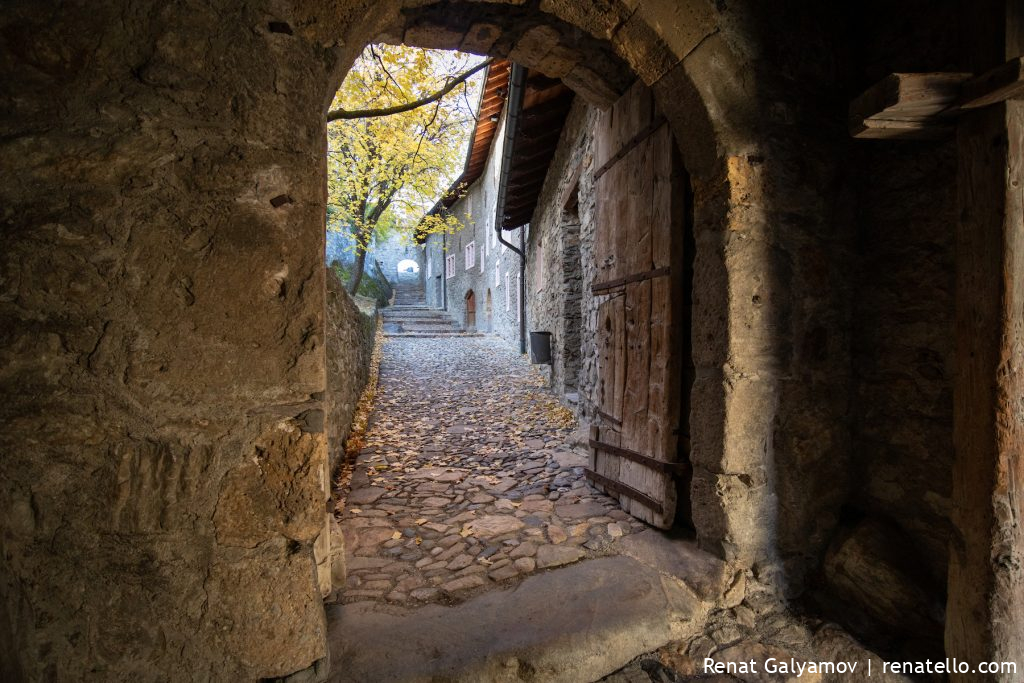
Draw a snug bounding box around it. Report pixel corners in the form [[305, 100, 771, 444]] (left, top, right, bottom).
[[465, 290, 476, 330], [588, 82, 690, 529]]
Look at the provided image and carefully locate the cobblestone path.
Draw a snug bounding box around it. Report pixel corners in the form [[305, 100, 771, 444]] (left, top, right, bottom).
[[337, 336, 646, 605]]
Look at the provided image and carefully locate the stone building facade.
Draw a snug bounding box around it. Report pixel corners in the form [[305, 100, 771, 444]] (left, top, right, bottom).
[[424, 106, 526, 347]]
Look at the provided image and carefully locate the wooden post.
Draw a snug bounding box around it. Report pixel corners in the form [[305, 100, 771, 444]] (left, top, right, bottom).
[[947, 3, 1024, 678], [949, 97, 1024, 682]]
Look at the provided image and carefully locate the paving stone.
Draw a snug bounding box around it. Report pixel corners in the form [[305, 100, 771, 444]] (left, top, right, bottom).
[[547, 525, 568, 544], [489, 564, 520, 581], [346, 486, 387, 505], [441, 575, 487, 592], [555, 501, 609, 519], [509, 542, 537, 559], [536, 544, 585, 569], [410, 587, 441, 601], [464, 515, 525, 538], [513, 557, 536, 572], [446, 554, 474, 571]]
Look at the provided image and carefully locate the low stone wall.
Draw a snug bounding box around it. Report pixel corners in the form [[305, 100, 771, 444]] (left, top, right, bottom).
[[325, 268, 377, 474], [317, 268, 378, 597]]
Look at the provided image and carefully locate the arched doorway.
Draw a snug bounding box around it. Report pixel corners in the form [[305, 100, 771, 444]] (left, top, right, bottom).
[[485, 289, 493, 333], [464, 289, 476, 331]]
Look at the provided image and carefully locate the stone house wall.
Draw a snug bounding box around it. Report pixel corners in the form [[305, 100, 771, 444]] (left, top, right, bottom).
[[425, 105, 526, 346], [525, 101, 593, 399]]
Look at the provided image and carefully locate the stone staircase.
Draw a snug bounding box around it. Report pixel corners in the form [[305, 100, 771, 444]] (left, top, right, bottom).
[[384, 281, 476, 337], [393, 280, 426, 306]]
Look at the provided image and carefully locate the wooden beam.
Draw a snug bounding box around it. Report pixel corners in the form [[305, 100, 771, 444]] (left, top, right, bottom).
[[849, 72, 971, 139], [961, 56, 1024, 108]]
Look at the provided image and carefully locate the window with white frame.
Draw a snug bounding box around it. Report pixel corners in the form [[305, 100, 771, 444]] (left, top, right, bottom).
[[465, 241, 475, 270], [446, 254, 455, 279], [504, 272, 510, 312], [494, 261, 500, 288]]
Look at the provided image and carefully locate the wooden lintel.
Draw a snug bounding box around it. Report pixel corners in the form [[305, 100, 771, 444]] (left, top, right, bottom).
[[961, 56, 1024, 109], [558, 162, 583, 210], [849, 72, 970, 139]]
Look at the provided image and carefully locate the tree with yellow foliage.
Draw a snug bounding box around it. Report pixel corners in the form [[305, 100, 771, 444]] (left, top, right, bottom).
[[327, 45, 488, 294]]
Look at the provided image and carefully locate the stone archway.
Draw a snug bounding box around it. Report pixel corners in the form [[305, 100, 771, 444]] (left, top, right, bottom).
[[464, 289, 476, 331], [0, 0, 859, 679]]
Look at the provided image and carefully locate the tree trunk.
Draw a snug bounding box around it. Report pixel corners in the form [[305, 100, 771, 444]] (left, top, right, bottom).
[[348, 247, 367, 295]]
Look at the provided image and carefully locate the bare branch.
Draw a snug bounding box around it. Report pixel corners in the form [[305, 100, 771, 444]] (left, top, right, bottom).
[[328, 58, 492, 121]]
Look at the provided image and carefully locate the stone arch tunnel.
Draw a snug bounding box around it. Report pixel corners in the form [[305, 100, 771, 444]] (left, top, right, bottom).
[[1, 0, 1021, 680]]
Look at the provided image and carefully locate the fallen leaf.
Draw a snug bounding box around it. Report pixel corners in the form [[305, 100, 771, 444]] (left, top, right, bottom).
[[415, 518, 427, 525], [391, 531, 402, 540]]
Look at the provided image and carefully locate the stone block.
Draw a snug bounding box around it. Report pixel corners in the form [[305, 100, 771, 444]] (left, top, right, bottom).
[[562, 63, 622, 109], [404, 23, 465, 51], [214, 422, 326, 547], [611, 11, 678, 85], [538, 0, 631, 39], [460, 22, 501, 55]]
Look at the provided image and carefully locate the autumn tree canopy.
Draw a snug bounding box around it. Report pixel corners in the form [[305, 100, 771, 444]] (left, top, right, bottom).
[[327, 45, 486, 294]]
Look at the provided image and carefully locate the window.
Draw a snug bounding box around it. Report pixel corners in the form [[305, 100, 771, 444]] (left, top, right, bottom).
[[504, 272, 510, 312], [464, 241, 475, 270], [495, 261, 500, 288], [446, 254, 455, 279], [426, 258, 432, 279]]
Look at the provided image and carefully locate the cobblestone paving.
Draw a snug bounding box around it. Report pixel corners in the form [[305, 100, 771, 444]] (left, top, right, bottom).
[[337, 336, 646, 605]]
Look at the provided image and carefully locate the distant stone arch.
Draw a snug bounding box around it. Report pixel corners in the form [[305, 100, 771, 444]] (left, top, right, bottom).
[[396, 259, 419, 274]]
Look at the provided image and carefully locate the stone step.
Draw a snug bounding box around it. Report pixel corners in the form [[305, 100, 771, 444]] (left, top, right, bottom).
[[382, 312, 455, 321], [326, 556, 703, 683]]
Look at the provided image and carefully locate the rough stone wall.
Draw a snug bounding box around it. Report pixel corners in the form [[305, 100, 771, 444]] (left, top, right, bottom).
[[0, 0, 383, 677], [525, 100, 591, 397], [810, 0, 961, 657]]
